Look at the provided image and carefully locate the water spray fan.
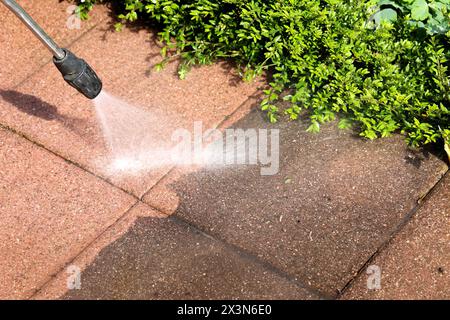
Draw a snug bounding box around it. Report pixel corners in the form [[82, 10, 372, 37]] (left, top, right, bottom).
[[1, 0, 102, 99]]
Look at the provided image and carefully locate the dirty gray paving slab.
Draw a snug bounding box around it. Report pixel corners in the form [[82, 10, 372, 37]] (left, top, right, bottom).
[[342, 173, 450, 300], [63, 203, 317, 300], [143, 109, 448, 297]]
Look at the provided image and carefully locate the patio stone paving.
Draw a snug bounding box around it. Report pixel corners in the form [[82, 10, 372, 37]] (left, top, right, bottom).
[[0, 127, 135, 299], [60, 203, 318, 300], [143, 110, 448, 297], [0, 10, 263, 198], [342, 173, 450, 300], [0, 1, 448, 300]]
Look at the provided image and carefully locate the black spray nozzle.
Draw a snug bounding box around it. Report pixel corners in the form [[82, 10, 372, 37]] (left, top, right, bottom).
[[53, 49, 102, 100]]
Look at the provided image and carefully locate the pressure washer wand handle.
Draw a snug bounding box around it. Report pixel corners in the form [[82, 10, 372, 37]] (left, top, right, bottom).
[[1, 0, 65, 59], [1, 0, 102, 99]]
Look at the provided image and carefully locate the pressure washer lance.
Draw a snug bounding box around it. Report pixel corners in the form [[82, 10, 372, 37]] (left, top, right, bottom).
[[1, 0, 102, 99]]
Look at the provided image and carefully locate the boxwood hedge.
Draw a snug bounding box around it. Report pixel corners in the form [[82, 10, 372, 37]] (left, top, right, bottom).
[[77, 0, 450, 159]]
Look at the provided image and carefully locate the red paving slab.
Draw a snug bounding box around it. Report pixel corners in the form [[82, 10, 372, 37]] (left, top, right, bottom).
[[36, 202, 318, 300], [142, 110, 448, 297], [0, 13, 263, 197], [0, 127, 136, 299], [342, 173, 450, 300], [0, 0, 107, 89]]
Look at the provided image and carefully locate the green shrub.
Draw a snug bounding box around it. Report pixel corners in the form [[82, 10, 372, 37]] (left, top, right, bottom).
[[78, 0, 450, 157]]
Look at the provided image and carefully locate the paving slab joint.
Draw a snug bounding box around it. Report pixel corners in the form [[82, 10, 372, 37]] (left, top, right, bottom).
[[138, 90, 263, 201], [165, 212, 333, 300], [0, 122, 139, 200], [28, 199, 146, 299], [336, 168, 449, 299], [10, 19, 106, 92]]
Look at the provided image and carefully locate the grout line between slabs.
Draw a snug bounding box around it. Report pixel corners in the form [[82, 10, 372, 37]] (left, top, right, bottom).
[[21, 89, 264, 299], [167, 212, 331, 300], [0, 122, 140, 201], [11, 18, 107, 92], [337, 167, 449, 299], [28, 199, 144, 300], [139, 90, 263, 201], [33, 196, 328, 300]]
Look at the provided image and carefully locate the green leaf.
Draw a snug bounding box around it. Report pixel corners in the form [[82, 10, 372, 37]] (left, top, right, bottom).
[[363, 130, 378, 140], [306, 121, 320, 133], [378, 0, 405, 12], [178, 64, 190, 80], [445, 141, 450, 163], [114, 22, 123, 32], [372, 8, 398, 26], [425, 17, 450, 34], [411, 0, 430, 21], [338, 118, 353, 130]]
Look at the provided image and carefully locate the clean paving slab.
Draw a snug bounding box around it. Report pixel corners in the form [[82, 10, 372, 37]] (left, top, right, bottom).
[[0, 127, 136, 299], [0, 0, 106, 89]]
